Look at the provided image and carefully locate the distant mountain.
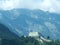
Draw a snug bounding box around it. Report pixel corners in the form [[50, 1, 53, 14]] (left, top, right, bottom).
[[0, 8, 60, 40], [0, 23, 19, 39]]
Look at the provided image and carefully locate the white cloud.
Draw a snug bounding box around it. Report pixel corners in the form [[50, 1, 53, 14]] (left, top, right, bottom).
[[0, 0, 23, 10], [0, 0, 60, 13], [0, 0, 14, 10], [50, 0, 60, 13]]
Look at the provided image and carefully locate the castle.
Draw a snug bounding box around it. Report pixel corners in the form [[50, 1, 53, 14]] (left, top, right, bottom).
[[28, 31, 52, 42]]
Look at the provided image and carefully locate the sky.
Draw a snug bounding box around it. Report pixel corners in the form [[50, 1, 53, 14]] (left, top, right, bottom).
[[0, 0, 60, 13]]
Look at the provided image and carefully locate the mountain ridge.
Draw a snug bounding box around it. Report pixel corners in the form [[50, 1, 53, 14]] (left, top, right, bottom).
[[0, 8, 60, 40]]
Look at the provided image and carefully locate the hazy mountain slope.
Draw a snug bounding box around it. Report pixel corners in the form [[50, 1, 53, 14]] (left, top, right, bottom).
[[0, 23, 19, 39], [0, 9, 60, 40]]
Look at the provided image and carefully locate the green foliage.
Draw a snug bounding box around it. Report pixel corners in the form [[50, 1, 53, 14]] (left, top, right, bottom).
[[54, 40, 60, 45], [26, 42, 34, 45], [0, 36, 60, 45], [44, 40, 60, 45], [0, 36, 40, 45]]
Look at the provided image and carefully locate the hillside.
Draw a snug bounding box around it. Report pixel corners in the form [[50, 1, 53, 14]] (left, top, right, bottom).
[[0, 23, 19, 39], [0, 9, 60, 40]]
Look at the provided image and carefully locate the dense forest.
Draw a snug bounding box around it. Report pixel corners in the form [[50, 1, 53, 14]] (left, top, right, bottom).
[[0, 36, 60, 45]]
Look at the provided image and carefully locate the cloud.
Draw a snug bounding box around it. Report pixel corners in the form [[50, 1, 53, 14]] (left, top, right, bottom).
[[51, 0, 60, 13], [0, 0, 23, 10], [0, 0, 60, 13]]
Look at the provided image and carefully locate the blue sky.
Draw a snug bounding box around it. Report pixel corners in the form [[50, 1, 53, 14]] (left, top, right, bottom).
[[0, 0, 60, 13]]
